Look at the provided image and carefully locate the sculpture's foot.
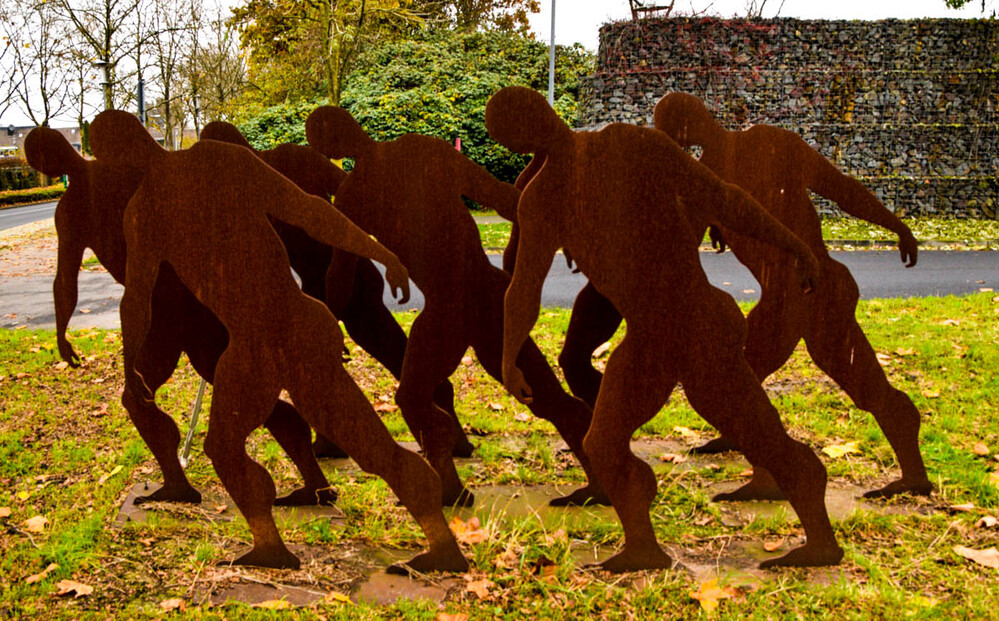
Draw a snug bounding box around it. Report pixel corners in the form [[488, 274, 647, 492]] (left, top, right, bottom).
[[592, 544, 671, 573], [690, 436, 739, 454], [222, 544, 301, 570], [759, 542, 843, 569], [134, 483, 202, 505], [312, 436, 349, 459], [443, 486, 475, 508], [862, 477, 933, 499], [712, 478, 785, 502], [452, 436, 475, 458], [274, 486, 338, 507], [549, 485, 612, 507], [387, 546, 469, 575]]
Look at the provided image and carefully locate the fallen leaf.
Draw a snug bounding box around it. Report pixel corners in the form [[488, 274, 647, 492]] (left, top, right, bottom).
[[159, 598, 186, 612], [973, 442, 991, 456], [659, 453, 687, 464], [325, 592, 351, 604], [214, 504, 227, 514], [991, 470, 999, 488], [763, 538, 785, 552], [875, 352, 892, 365], [895, 347, 915, 356], [976, 516, 998, 529], [254, 599, 293, 610], [79, 308, 91, 314], [139, 537, 155, 547], [689, 578, 739, 614], [921, 389, 940, 399], [26, 563, 58, 584], [465, 578, 494, 600], [374, 402, 398, 413], [450, 516, 487, 545], [694, 515, 714, 526], [980, 288, 994, 293], [24, 515, 48, 533], [461, 355, 474, 366], [943, 319, 961, 326], [16, 490, 30, 501], [437, 613, 469, 621], [592, 341, 611, 358], [953, 545, 999, 569], [742, 289, 756, 294], [737, 469, 754, 478], [950, 503, 975, 513], [0, 507, 10, 518], [97, 465, 123, 485], [822, 441, 860, 459], [673, 426, 697, 438], [514, 412, 530, 422], [54, 361, 69, 371], [54, 579, 93, 598], [488, 402, 504, 411]]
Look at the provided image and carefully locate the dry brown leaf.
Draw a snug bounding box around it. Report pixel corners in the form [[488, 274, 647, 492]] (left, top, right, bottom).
[[461, 355, 474, 366], [737, 469, 754, 478], [54, 579, 93, 598], [953, 545, 999, 569], [24, 515, 48, 533], [0, 507, 11, 518], [689, 578, 739, 614], [54, 361, 69, 371], [592, 341, 611, 358], [973, 442, 991, 456], [437, 613, 469, 621], [374, 402, 398, 413], [488, 402, 504, 411], [943, 319, 961, 326], [214, 504, 228, 514], [763, 538, 786, 552], [25, 563, 58, 584], [991, 470, 999, 488], [159, 598, 186, 612], [950, 503, 975, 513], [895, 347, 916, 356], [659, 453, 687, 464], [139, 537, 155, 547], [742, 288, 755, 294], [254, 599, 293, 610], [514, 412, 531, 422], [465, 579, 494, 600], [79, 308, 91, 314], [450, 516, 487, 545], [976, 516, 998, 529], [921, 389, 940, 399]]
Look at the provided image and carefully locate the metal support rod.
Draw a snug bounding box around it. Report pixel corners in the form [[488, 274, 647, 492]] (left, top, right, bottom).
[[179, 378, 207, 469], [548, 0, 556, 105]]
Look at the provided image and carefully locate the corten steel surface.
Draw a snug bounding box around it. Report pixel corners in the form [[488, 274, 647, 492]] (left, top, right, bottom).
[[86, 110, 467, 573], [306, 106, 608, 509], [199, 122, 472, 459], [23, 128, 339, 514], [486, 86, 843, 571], [557, 93, 930, 501]]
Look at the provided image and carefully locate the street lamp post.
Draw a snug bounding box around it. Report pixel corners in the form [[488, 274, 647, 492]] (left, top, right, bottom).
[[548, 0, 556, 106]]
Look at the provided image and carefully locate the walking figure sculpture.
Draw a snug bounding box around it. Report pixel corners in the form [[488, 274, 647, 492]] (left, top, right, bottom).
[[306, 106, 608, 508], [557, 93, 930, 500], [89, 110, 467, 572], [486, 86, 843, 570]]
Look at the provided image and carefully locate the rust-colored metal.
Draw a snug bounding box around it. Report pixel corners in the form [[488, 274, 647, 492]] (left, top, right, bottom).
[[84, 111, 468, 572], [557, 93, 930, 501], [306, 106, 607, 508], [486, 86, 842, 571], [24, 127, 339, 513], [200, 122, 473, 459]]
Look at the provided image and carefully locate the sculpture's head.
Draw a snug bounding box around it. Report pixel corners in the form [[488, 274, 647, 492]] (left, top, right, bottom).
[[24, 127, 83, 177], [305, 106, 373, 160], [653, 93, 721, 148], [486, 86, 569, 155], [90, 110, 163, 171], [200, 121, 253, 150]]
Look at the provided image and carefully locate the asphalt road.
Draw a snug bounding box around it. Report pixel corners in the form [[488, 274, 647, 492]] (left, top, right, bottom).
[[2, 249, 996, 330], [0, 201, 57, 231]]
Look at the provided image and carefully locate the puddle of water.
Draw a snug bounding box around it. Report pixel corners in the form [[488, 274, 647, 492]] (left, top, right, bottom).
[[353, 571, 455, 606], [206, 581, 327, 607], [450, 484, 617, 531]]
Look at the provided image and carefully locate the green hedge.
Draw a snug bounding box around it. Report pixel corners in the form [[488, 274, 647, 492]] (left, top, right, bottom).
[[0, 184, 65, 207], [0, 158, 40, 192]]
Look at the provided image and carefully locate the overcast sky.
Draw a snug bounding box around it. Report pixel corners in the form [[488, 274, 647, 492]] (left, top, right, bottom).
[[4, 0, 993, 127], [529, 0, 996, 50]]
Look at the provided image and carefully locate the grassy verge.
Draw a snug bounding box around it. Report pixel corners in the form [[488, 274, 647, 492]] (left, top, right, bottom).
[[476, 217, 999, 250], [1, 294, 997, 618], [0, 184, 65, 208]]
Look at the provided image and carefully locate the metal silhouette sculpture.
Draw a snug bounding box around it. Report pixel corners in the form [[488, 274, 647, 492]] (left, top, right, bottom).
[[199, 122, 473, 459], [87, 111, 469, 572], [557, 93, 930, 500], [486, 86, 843, 570], [24, 127, 337, 511], [306, 106, 607, 508]]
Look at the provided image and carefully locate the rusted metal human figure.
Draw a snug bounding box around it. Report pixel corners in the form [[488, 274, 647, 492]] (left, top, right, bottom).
[[486, 86, 842, 570], [24, 127, 336, 511], [89, 110, 467, 572], [306, 106, 607, 508], [199, 121, 473, 459], [557, 93, 931, 500]]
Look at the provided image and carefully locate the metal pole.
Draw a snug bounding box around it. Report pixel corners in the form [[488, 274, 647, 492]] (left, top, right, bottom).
[[179, 378, 207, 469], [137, 77, 146, 125], [548, 0, 556, 105]]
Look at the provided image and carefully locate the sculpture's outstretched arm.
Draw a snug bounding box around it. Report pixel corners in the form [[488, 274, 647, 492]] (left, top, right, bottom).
[[502, 210, 559, 405], [265, 194, 411, 304], [458, 154, 521, 223], [53, 213, 86, 366], [805, 148, 917, 267]]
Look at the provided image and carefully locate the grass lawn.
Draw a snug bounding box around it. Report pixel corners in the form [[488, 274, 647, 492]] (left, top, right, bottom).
[[1, 294, 998, 619]]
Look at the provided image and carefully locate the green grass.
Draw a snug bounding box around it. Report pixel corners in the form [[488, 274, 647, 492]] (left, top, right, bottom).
[[0, 293, 997, 618], [476, 217, 999, 251]]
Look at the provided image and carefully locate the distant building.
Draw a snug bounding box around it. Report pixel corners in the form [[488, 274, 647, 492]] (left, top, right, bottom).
[[0, 125, 83, 156]]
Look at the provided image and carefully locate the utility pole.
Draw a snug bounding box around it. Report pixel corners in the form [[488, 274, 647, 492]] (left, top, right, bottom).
[[548, 0, 556, 105]]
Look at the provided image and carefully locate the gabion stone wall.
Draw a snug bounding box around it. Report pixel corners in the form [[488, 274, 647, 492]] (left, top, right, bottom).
[[579, 17, 998, 218]]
